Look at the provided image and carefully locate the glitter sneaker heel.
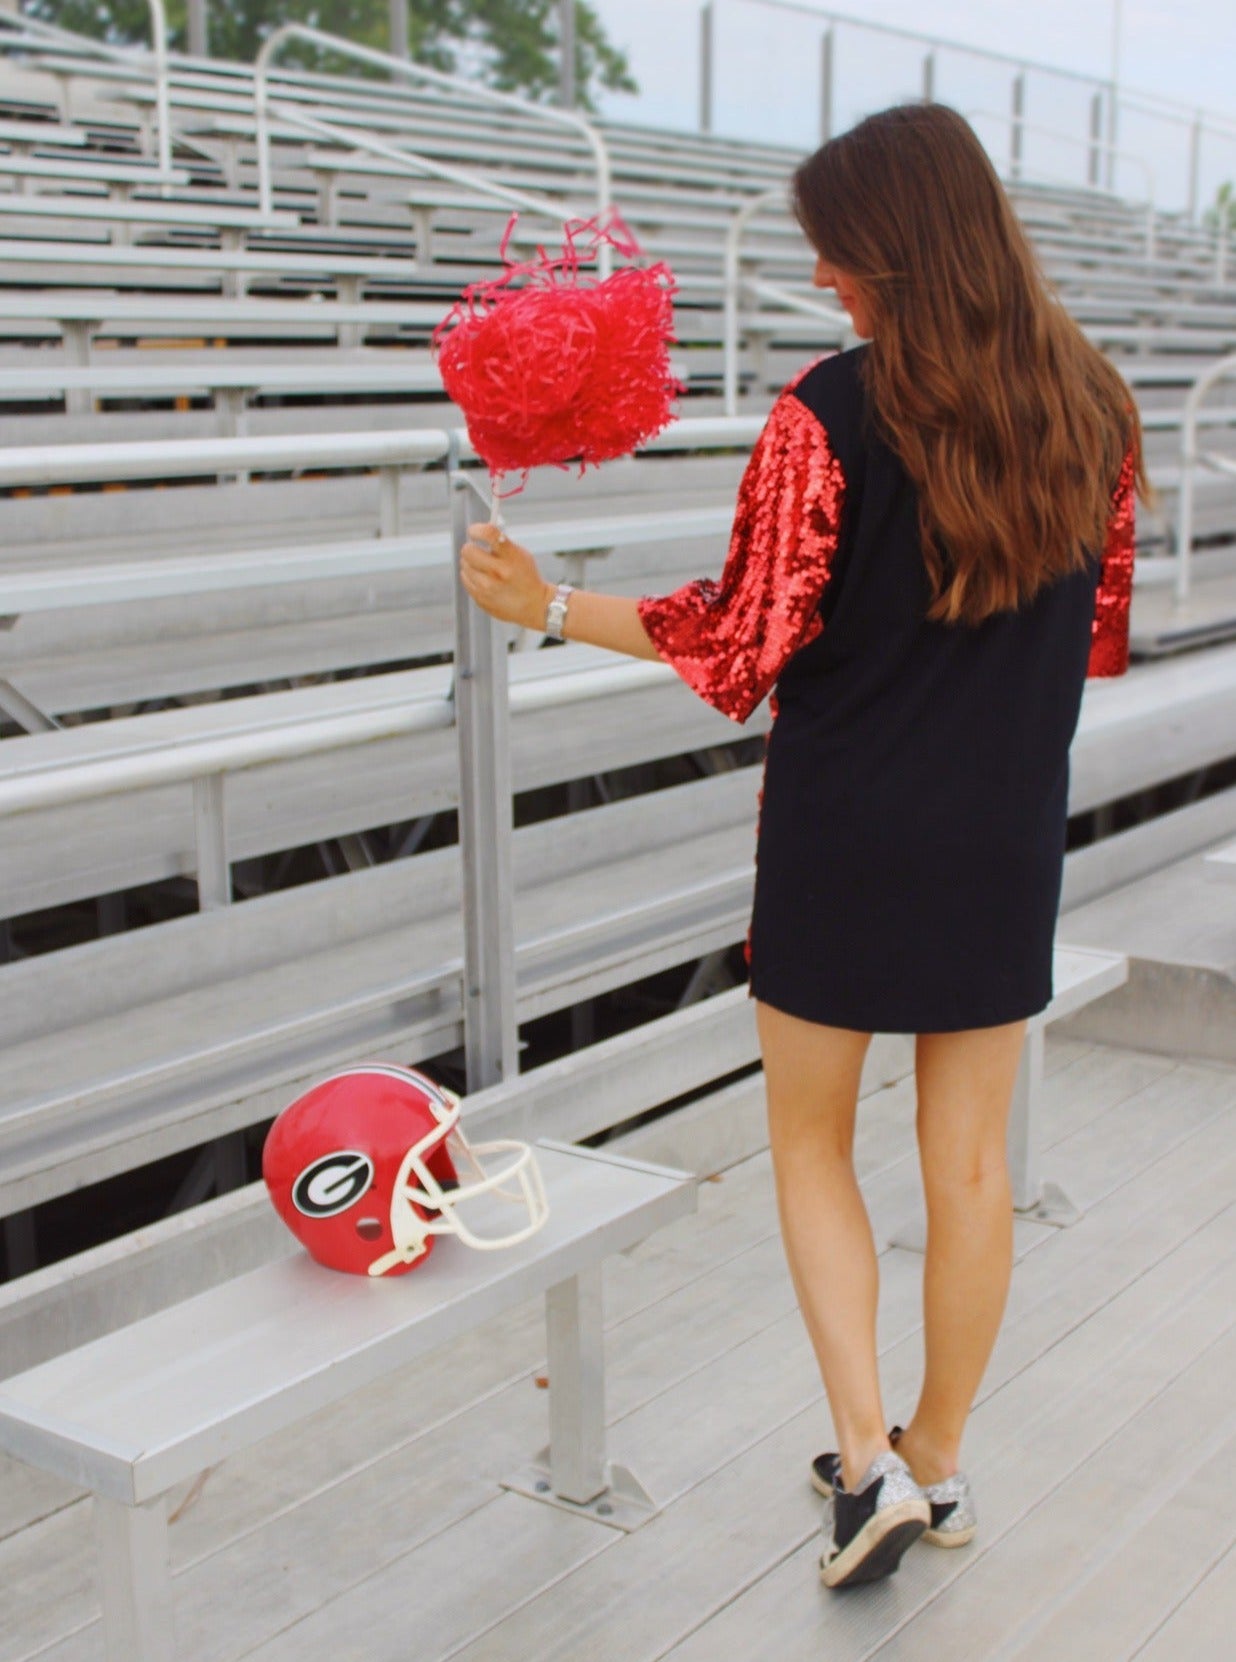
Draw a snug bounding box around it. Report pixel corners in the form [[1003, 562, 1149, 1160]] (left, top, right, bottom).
[[810, 1424, 977, 1548]]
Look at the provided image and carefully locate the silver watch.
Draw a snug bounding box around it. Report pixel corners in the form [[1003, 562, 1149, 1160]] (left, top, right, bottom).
[[544, 581, 575, 640]]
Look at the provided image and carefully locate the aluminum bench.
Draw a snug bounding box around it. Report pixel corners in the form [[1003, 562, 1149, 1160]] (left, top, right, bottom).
[[1201, 837, 1236, 883], [0, 154, 190, 188], [0, 1136, 696, 1660], [0, 192, 299, 233]]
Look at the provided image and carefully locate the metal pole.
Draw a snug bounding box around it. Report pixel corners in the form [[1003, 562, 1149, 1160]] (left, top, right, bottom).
[[450, 467, 519, 1090], [389, 0, 409, 60], [1088, 91, 1103, 187], [1187, 114, 1202, 222], [186, 0, 207, 58], [700, 2, 713, 134], [559, 0, 576, 110], [820, 27, 834, 144], [921, 49, 935, 104], [1010, 71, 1025, 182]]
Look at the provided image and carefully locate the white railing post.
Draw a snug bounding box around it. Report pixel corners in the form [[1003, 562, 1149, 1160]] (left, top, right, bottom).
[[1173, 353, 1236, 608], [146, 0, 171, 183], [921, 49, 935, 104], [723, 190, 778, 416]]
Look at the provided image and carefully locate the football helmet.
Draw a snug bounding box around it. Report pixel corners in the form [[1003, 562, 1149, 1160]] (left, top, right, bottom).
[[262, 1063, 548, 1277]]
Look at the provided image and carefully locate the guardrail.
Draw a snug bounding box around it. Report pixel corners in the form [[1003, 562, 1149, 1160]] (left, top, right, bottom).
[[253, 25, 613, 274]]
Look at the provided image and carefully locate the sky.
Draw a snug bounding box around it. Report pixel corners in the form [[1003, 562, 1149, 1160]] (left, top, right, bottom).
[[585, 1, 1233, 214]]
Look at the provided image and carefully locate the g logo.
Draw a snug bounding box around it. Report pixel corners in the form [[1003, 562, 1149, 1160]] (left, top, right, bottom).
[[292, 1151, 374, 1218]]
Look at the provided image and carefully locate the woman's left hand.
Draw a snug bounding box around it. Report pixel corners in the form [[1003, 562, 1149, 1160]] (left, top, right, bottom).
[[460, 521, 553, 632]]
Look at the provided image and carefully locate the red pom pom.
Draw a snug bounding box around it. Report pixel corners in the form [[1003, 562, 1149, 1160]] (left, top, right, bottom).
[[432, 212, 683, 491]]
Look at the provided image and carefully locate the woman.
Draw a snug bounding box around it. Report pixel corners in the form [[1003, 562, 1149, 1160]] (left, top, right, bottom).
[[460, 102, 1150, 1590]]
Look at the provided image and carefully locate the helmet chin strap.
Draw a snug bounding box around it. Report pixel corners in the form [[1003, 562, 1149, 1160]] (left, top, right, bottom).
[[366, 1237, 430, 1277]]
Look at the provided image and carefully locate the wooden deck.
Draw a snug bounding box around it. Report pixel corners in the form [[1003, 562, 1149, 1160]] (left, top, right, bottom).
[[2, 1031, 1234, 1661]]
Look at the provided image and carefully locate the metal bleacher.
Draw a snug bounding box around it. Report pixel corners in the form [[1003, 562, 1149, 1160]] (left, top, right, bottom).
[[0, 15, 1234, 1657]]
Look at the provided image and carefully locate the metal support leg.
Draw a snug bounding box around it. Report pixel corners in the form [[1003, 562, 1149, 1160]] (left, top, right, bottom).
[[501, 1265, 660, 1530], [547, 1267, 607, 1503], [1008, 1023, 1080, 1226], [409, 205, 434, 264], [193, 775, 230, 910], [63, 321, 96, 415], [94, 1495, 175, 1662], [378, 466, 401, 536]]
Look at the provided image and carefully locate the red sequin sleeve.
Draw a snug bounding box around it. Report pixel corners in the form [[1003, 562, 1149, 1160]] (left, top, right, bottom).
[[1086, 445, 1136, 678], [635, 392, 846, 724]]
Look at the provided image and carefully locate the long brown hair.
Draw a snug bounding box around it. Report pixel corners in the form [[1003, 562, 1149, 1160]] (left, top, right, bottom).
[[791, 102, 1153, 625]]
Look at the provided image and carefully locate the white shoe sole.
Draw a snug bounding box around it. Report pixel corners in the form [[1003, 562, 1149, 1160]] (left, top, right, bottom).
[[819, 1496, 930, 1588]]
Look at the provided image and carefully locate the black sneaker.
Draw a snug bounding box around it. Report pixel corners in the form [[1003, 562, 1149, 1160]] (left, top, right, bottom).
[[812, 1425, 977, 1548], [818, 1448, 929, 1588]]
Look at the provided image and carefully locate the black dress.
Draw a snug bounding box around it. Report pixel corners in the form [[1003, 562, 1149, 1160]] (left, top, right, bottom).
[[637, 345, 1135, 1034]]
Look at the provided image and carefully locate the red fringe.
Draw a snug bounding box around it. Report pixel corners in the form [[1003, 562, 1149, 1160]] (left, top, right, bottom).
[[432, 211, 683, 493]]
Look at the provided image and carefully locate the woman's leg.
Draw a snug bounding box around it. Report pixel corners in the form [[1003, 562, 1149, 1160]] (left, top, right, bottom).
[[754, 998, 886, 1493], [895, 1019, 1028, 1486]]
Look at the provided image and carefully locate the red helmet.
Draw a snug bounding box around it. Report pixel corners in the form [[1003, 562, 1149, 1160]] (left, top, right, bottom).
[[262, 1064, 548, 1277]]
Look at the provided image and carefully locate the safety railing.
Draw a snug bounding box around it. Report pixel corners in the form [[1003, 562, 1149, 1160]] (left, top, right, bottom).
[[0, 410, 762, 1079], [253, 25, 613, 275], [1175, 352, 1236, 606], [0, 5, 172, 181]]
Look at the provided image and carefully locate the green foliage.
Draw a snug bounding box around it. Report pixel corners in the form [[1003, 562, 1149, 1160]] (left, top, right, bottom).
[[21, 0, 638, 110], [1204, 181, 1236, 237]]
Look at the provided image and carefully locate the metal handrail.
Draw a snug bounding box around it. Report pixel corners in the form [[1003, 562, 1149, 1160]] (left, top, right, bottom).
[[258, 98, 590, 246], [721, 187, 847, 414], [1175, 351, 1236, 606], [0, 6, 172, 181], [253, 24, 614, 275]]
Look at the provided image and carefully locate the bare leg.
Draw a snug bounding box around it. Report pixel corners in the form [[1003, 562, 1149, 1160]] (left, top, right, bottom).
[[755, 998, 885, 1492], [896, 1019, 1028, 1485]]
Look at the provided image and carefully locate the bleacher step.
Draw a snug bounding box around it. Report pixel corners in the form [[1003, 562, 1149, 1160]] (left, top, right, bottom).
[[1056, 836, 1236, 1062]]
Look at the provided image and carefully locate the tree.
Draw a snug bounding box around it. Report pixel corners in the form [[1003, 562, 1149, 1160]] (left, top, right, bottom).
[[22, 0, 638, 112], [1204, 181, 1236, 238]]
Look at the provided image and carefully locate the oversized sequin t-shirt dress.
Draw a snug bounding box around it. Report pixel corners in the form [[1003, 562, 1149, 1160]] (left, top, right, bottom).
[[636, 344, 1136, 1033]]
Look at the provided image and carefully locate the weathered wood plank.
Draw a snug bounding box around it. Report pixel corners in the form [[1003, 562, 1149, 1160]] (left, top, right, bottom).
[[992, 1430, 1236, 1659], [1130, 1514, 1236, 1661]]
